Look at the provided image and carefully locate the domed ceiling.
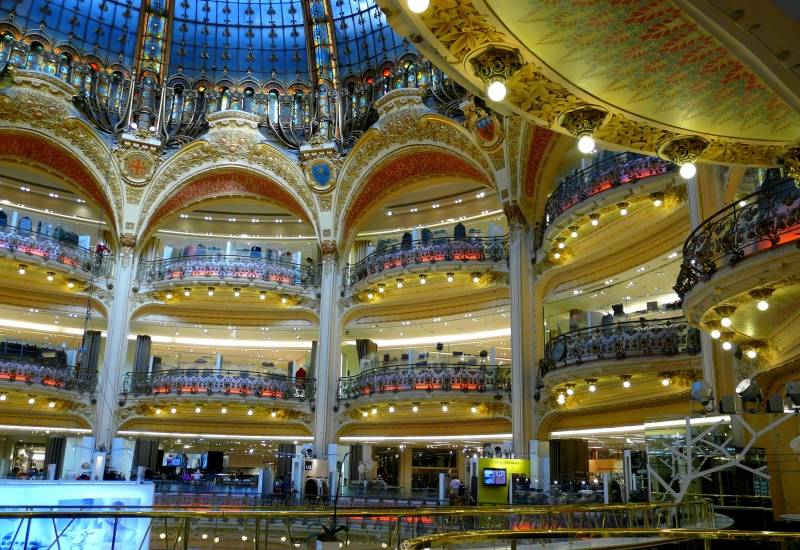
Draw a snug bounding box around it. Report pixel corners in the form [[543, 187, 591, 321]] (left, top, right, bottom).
[[1, 0, 411, 84]]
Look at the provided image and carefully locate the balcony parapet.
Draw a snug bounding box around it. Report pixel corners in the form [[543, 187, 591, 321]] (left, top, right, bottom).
[[540, 316, 700, 378], [0, 341, 95, 393], [675, 177, 800, 298], [343, 235, 508, 289], [0, 226, 113, 279], [136, 254, 318, 293], [121, 369, 314, 402], [336, 362, 511, 401]]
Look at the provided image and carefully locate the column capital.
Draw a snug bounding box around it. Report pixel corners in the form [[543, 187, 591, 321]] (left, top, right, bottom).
[[321, 240, 338, 262], [503, 201, 528, 229]]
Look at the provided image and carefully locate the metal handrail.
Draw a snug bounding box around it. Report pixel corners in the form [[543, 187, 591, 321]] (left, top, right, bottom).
[[540, 316, 700, 377], [674, 176, 800, 297], [544, 152, 674, 228], [0, 225, 112, 277], [122, 369, 315, 401], [136, 253, 318, 288], [400, 528, 800, 549], [337, 362, 511, 400], [343, 234, 508, 288]]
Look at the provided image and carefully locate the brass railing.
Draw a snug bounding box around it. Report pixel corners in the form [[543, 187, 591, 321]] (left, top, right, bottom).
[[540, 317, 701, 377], [400, 528, 800, 549], [122, 369, 314, 401], [675, 176, 800, 297], [0, 500, 713, 550], [337, 362, 511, 401]]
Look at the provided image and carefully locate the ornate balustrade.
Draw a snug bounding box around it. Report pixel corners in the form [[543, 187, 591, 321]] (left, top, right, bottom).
[[337, 363, 511, 401], [540, 317, 700, 377], [675, 177, 800, 297], [122, 369, 314, 402], [544, 152, 674, 228], [343, 235, 508, 288], [137, 254, 317, 289], [0, 226, 113, 278]]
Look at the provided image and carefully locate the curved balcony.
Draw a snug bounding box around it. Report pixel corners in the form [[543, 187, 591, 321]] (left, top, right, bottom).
[[540, 317, 701, 377], [336, 362, 511, 401], [0, 226, 113, 279], [544, 153, 674, 227], [0, 341, 94, 393], [122, 369, 315, 402], [343, 235, 508, 288], [136, 254, 318, 291], [675, 177, 800, 298]]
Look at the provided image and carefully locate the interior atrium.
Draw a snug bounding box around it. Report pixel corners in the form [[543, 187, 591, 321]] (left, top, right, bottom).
[[0, 0, 799, 548]]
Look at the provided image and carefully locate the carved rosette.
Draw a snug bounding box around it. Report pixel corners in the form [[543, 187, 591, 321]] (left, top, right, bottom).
[[558, 104, 609, 138], [781, 145, 800, 186], [658, 135, 710, 165]]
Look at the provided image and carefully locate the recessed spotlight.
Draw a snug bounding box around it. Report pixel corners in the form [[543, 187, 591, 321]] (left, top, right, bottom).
[[757, 300, 769, 311]]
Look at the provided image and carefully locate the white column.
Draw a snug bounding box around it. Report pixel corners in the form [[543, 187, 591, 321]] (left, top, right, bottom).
[[313, 245, 341, 455], [507, 207, 536, 458], [93, 249, 135, 453]]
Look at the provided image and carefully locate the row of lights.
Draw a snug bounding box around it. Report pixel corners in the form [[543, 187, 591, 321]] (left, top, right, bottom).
[[178, 213, 301, 224], [705, 290, 772, 358], [555, 374, 672, 404], [386, 191, 487, 217], [154, 405, 283, 417], [164, 287, 290, 304], [16, 185, 86, 204], [0, 394, 58, 408], [360, 402, 482, 416], [364, 272, 484, 299], [551, 193, 667, 260], [17, 265, 77, 287]]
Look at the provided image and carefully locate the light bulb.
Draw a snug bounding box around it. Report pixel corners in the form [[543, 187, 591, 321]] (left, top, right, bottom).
[[221, 407, 227, 414], [722, 341, 732, 351], [130, 122, 138, 130], [233, 288, 241, 297], [566, 387, 574, 396], [710, 329, 721, 339], [661, 377, 671, 386], [362, 411, 369, 418], [213, 537, 219, 543], [367, 292, 374, 300], [679, 163, 697, 179], [738, 200, 747, 207], [17, 265, 26, 275], [396, 279, 403, 288], [48, 400, 56, 408], [570, 230, 578, 238], [271, 411, 277, 417], [260, 291, 266, 300], [66, 281, 75, 289], [653, 198, 663, 207], [46, 272, 54, 282], [378, 284, 385, 293], [577, 135, 595, 154], [183, 288, 191, 297], [619, 208, 628, 216], [281, 296, 288, 304], [486, 79, 507, 102], [590, 218, 599, 226], [553, 252, 561, 259], [441, 404, 448, 412], [720, 317, 732, 328], [27, 397, 35, 405], [588, 383, 597, 392], [419, 276, 426, 285], [412, 405, 419, 413], [757, 300, 769, 311], [557, 241, 565, 249], [0, 394, 6, 401], [170, 407, 177, 414], [472, 275, 480, 283], [557, 393, 566, 405], [201, 534, 208, 540], [446, 273, 454, 282], [371, 407, 378, 415], [155, 408, 161, 415], [622, 379, 631, 388], [195, 407, 202, 413], [470, 406, 478, 413], [207, 288, 215, 296], [406, 0, 430, 13], [746, 349, 757, 359], [388, 405, 395, 413], [247, 409, 254, 416], [242, 536, 248, 542]]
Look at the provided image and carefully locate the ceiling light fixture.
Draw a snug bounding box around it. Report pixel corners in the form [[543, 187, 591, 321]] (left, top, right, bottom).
[[165, 291, 173, 300], [378, 283, 385, 293], [618, 202, 629, 216], [183, 288, 191, 297], [471, 47, 522, 103], [569, 226, 579, 238], [396, 278, 404, 289], [586, 379, 597, 392], [651, 192, 665, 207], [559, 105, 609, 156], [411, 404, 419, 413], [446, 273, 454, 283], [406, 0, 430, 14], [66, 280, 75, 289], [17, 264, 27, 275], [259, 291, 266, 300], [472, 273, 481, 283], [556, 391, 566, 405], [565, 384, 575, 396], [660, 374, 672, 386], [46, 272, 54, 282], [419, 274, 427, 285], [621, 376, 632, 389], [589, 213, 600, 226], [280, 295, 288, 304], [207, 287, 215, 297], [233, 288, 241, 297]]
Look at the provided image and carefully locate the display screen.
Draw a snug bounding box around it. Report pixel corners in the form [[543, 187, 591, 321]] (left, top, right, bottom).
[[482, 468, 507, 486], [0, 481, 154, 549]]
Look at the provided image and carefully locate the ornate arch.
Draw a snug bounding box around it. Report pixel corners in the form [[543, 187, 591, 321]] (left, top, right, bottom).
[[139, 167, 318, 241], [0, 130, 118, 233], [339, 148, 492, 245]]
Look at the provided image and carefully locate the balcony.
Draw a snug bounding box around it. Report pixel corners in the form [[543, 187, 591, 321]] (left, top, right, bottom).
[[136, 254, 318, 293], [0, 341, 94, 393], [541, 317, 701, 378], [122, 369, 314, 402], [675, 177, 800, 298], [343, 235, 508, 289], [336, 362, 511, 401], [0, 226, 113, 279]]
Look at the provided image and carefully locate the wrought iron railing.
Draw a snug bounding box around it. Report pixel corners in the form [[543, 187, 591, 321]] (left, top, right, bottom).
[[540, 317, 700, 377], [675, 177, 800, 297], [137, 254, 317, 288], [337, 362, 511, 401], [544, 152, 674, 228], [343, 235, 508, 288], [0, 226, 112, 278], [122, 369, 314, 401], [0, 341, 97, 391]]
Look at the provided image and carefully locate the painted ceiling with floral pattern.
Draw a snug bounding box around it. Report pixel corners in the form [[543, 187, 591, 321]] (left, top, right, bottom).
[[486, 0, 800, 142]]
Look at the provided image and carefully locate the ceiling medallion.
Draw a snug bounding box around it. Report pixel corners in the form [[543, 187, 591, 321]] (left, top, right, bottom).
[[558, 105, 609, 139], [657, 135, 709, 166]]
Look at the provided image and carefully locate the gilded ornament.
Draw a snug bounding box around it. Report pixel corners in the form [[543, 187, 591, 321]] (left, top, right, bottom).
[[658, 136, 710, 165], [558, 105, 609, 138], [469, 46, 523, 86], [780, 145, 800, 185]]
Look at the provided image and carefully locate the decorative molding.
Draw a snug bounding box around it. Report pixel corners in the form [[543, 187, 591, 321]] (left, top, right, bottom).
[[658, 136, 710, 165], [558, 105, 609, 138]]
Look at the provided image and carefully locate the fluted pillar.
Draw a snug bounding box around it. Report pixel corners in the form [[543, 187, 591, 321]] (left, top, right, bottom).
[[313, 241, 341, 456], [93, 236, 137, 453], [505, 203, 537, 458]]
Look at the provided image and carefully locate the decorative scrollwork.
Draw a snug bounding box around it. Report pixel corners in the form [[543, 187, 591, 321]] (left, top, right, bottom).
[[558, 105, 609, 138], [658, 136, 710, 166], [675, 176, 800, 297]]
